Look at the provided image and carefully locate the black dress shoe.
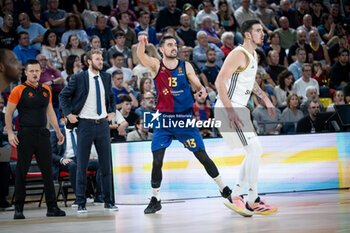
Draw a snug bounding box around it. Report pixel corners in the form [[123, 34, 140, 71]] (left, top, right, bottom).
[[14, 210, 25, 219], [144, 197, 161, 214], [104, 203, 118, 211], [46, 206, 66, 217]]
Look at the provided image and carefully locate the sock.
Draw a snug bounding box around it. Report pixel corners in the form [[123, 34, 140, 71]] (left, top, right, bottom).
[[232, 183, 245, 197], [213, 175, 225, 192], [247, 185, 258, 203], [152, 188, 160, 201]]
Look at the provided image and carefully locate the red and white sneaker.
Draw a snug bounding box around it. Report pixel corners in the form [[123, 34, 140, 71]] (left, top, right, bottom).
[[224, 195, 253, 217], [245, 197, 278, 215]]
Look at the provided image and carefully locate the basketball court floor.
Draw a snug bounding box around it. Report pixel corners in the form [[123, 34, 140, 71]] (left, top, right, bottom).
[[0, 189, 349, 233]]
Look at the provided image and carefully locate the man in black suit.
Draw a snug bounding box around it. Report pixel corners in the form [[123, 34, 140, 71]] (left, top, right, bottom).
[[59, 49, 117, 213]]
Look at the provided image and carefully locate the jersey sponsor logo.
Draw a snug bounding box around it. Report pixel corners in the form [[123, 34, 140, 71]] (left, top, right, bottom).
[[245, 90, 251, 95], [178, 67, 182, 73], [162, 88, 170, 95], [28, 92, 34, 98], [43, 92, 48, 98]]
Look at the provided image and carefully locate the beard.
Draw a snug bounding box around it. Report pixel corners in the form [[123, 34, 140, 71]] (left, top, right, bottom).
[[91, 62, 103, 71], [164, 52, 177, 59], [208, 58, 216, 63]]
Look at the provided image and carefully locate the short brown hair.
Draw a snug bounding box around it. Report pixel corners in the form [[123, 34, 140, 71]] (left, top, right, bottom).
[[286, 93, 299, 109], [86, 49, 103, 61]]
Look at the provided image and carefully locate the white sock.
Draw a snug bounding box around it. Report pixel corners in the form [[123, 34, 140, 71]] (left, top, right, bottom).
[[247, 184, 258, 203], [213, 175, 225, 192], [152, 188, 160, 201], [232, 157, 248, 197]]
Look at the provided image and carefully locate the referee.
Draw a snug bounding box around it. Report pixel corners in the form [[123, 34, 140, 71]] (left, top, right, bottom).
[[5, 60, 65, 220]]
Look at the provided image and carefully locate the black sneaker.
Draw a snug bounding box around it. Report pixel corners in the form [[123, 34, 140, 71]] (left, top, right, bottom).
[[144, 197, 161, 214], [0, 201, 14, 211], [220, 186, 232, 198], [13, 205, 25, 220], [47, 206, 66, 217], [94, 196, 104, 206], [104, 203, 118, 211], [71, 201, 78, 209], [77, 204, 88, 214]]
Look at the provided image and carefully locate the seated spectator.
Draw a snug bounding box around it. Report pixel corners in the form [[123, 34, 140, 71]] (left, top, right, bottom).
[[88, 35, 109, 70], [131, 37, 161, 66], [133, 64, 153, 90], [28, 0, 45, 26], [193, 91, 213, 138], [65, 34, 86, 59], [61, 55, 82, 85], [276, 0, 299, 29], [293, 63, 320, 102], [274, 70, 294, 109], [311, 61, 327, 87], [220, 31, 235, 58], [155, 0, 182, 32], [107, 52, 135, 89], [317, 13, 338, 45], [90, 15, 115, 49], [266, 50, 287, 85], [330, 3, 343, 24], [139, 77, 155, 96], [61, 14, 89, 49], [160, 26, 185, 48], [280, 93, 303, 133], [182, 3, 197, 29], [119, 95, 139, 127], [327, 90, 345, 112], [310, 0, 324, 27], [51, 125, 103, 207], [107, 31, 133, 69], [134, 11, 158, 45], [126, 117, 153, 141], [135, 92, 155, 117], [109, 110, 128, 143], [0, 14, 18, 50], [234, 0, 259, 29], [256, 49, 275, 87], [200, 16, 222, 47], [217, 0, 241, 44], [252, 97, 282, 134], [89, 0, 113, 15], [111, 70, 138, 109], [111, 12, 137, 49], [299, 86, 325, 115], [109, 0, 138, 28], [330, 48, 350, 90], [196, 0, 219, 30], [287, 29, 312, 65], [288, 47, 307, 80], [202, 48, 220, 91], [17, 12, 46, 51], [309, 30, 331, 70], [253, 72, 277, 107], [328, 33, 349, 65], [255, 0, 279, 31], [41, 29, 66, 71], [36, 54, 64, 106], [42, 0, 67, 36], [296, 99, 321, 133], [274, 16, 296, 50], [72, 0, 88, 15], [265, 32, 288, 67], [297, 14, 323, 44], [193, 31, 224, 70], [13, 31, 38, 69], [176, 13, 197, 48]]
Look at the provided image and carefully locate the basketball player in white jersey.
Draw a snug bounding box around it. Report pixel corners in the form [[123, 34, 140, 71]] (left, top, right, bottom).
[[215, 20, 278, 216]]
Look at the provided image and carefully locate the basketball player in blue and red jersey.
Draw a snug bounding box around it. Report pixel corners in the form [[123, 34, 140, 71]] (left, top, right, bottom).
[[137, 34, 232, 214]]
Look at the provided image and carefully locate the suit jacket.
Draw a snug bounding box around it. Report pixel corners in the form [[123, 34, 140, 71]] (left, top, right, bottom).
[[59, 70, 116, 119]]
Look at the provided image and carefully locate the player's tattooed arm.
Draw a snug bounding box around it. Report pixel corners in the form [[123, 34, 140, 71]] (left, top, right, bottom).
[[252, 81, 276, 119]]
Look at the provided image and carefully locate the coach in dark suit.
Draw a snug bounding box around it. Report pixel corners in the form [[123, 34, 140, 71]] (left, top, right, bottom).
[[59, 49, 117, 213]]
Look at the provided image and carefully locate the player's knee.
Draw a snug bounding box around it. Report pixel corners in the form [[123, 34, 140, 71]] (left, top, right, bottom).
[[244, 136, 263, 157]]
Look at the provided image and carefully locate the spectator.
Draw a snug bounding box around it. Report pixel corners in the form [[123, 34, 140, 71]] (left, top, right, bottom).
[[265, 32, 288, 67], [112, 12, 137, 49], [119, 95, 139, 126], [276, 0, 299, 29], [107, 52, 134, 87], [318, 13, 337, 45], [90, 15, 115, 49], [343, 81, 350, 103], [266, 50, 287, 84], [176, 13, 197, 48], [330, 48, 350, 89], [88, 35, 109, 70], [309, 29, 331, 70], [159, 26, 185, 48], [193, 31, 224, 70], [200, 16, 222, 47], [134, 0, 156, 22], [195, 0, 219, 29], [202, 48, 220, 91], [296, 99, 321, 133], [135, 92, 155, 117], [109, 110, 128, 142], [287, 29, 312, 65], [234, 0, 259, 29], [296, 0, 309, 26], [126, 117, 152, 141], [253, 72, 277, 107], [72, 0, 89, 15], [17, 12, 46, 51], [156, 0, 182, 32], [217, 0, 242, 44], [192, 90, 213, 138], [293, 63, 320, 102], [255, 0, 279, 31], [65, 34, 85, 58], [13, 31, 38, 69], [274, 16, 297, 49], [133, 62, 153, 90], [61, 54, 82, 85], [0, 14, 18, 50], [330, 3, 343, 24], [131, 36, 161, 66], [41, 29, 67, 71], [139, 77, 155, 96], [297, 14, 323, 44], [61, 14, 89, 49], [107, 31, 133, 69], [288, 47, 307, 80], [109, 0, 138, 28], [299, 86, 324, 115], [28, 0, 45, 27], [36, 54, 64, 106], [42, 0, 67, 36], [182, 3, 197, 29], [310, 0, 324, 27], [327, 90, 345, 112], [89, 0, 113, 15], [256, 49, 275, 87], [220, 31, 235, 58], [280, 93, 303, 133], [328, 33, 349, 65], [111, 70, 138, 109], [274, 70, 294, 109], [311, 61, 327, 87], [134, 11, 159, 45]]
